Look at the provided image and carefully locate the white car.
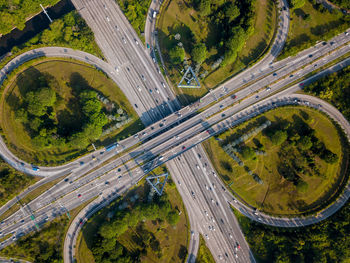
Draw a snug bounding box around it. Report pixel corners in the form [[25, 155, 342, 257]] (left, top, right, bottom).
[[161, 82, 166, 88], [155, 88, 160, 94], [196, 164, 200, 170], [205, 234, 209, 240], [135, 39, 139, 45], [106, 16, 110, 22]]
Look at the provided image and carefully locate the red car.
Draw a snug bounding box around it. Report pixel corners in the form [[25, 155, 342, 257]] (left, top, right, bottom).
[[77, 194, 82, 198], [182, 146, 186, 150], [299, 83, 304, 87], [231, 94, 237, 99]]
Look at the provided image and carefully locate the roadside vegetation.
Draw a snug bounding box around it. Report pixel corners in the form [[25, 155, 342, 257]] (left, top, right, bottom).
[[77, 176, 189, 263], [0, 200, 91, 263], [232, 200, 350, 263], [158, 0, 276, 103], [0, 10, 103, 70], [204, 106, 347, 215], [0, 0, 60, 35], [304, 65, 350, 121], [196, 235, 215, 263], [0, 58, 142, 165], [279, 0, 350, 59], [329, 0, 350, 10], [116, 0, 152, 41], [0, 157, 38, 207]]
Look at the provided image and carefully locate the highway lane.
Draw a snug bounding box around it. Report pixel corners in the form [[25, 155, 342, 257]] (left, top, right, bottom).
[[2, 42, 350, 234], [0, 28, 348, 179], [2, 91, 350, 257], [71, 0, 180, 125], [0, 10, 348, 263]]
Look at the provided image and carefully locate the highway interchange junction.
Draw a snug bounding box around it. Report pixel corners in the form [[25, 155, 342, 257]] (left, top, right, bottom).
[[1, 0, 350, 262]]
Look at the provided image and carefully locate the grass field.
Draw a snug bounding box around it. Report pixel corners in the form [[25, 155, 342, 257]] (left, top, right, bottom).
[[204, 106, 345, 215], [76, 178, 189, 263], [279, 1, 349, 58], [195, 235, 215, 263], [158, 0, 277, 104], [0, 58, 142, 165]]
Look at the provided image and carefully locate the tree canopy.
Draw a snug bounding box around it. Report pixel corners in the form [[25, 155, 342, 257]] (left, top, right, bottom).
[[169, 46, 185, 64], [191, 43, 208, 64]]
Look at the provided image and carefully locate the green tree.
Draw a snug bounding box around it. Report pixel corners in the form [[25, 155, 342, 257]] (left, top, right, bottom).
[[290, 0, 306, 9], [166, 210, 180, 225], [270, 130, 288, 145], [298, 136, 313, 150], [191, 42, 207, 64], [224, 2, 240, 22], [169, 46, 185, 65], [198, 0, 211, 16], [241, 146, 256, 160]]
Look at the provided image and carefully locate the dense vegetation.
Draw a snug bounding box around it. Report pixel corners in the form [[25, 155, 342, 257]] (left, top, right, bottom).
[[0, 158, 36, 206], [329, 0, 350, 9], [1, 59, 139, 165], [91, 190, 181, 262], [16, 11, 102, 57], [0, 0, 60, 35], [13, 70, 131, 150], [304, 65, 350, 121], [234, 198, 350, 263], [279, 0, 350, 59], [204, 107, 344, 215], [117, 0, 152, 38], [166, 0, 256, 67]]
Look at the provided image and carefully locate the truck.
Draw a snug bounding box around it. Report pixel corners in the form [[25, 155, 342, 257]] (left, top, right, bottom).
[[153, 11, 157, 18]]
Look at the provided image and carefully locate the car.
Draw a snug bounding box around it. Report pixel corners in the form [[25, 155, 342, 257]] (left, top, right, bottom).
[[236, 242, 241, 249], [219, 104, 224, 109], [346, 32, 349, 36], [141, 75, 146, 81], [283, 6, 286, 10], [79, 161, 84, 165], [106, 16, 110, 22], [205, 185, 209, 190], [115, 25, 119, 31], [178, 180, 181, 185], [218, 255, 223, 260], [234, 252, 238, 258], [231, 94, 237, 99], [155, 88, 160, 94], [92, 156, 97, 161], [308, 54, 313, 58], [191, 231, 194, 236], [118, 175, 122, 179], [221, 113, 226, 117], [175, 135, 180, 140], [134, 104, 138, 108], [273, 72, 277, 76], [211, 198, 215, 203], [149, 89, 152, 93], [255, 95, 259, 99], [64, 178, 69, 182], [146, 43, 150, 48], [229, 233, 233, 239], [225, 252, 228, 258], [266, 87, 271, 91], [299, 82, 304, 87], [198, 153, 201, 158], [77, 194, 82, 198], [182, 146, 186, 150], [161, 82, 166, 88], [258, 217, 262, 221], [322, 41, 327, 46], [289, 74, 294, 78], [105, 181, 109, 185], [191, 191, 195, 197], [330, 41, 335, 45], [134, 39, 139, 45], [212, 172, 217, 177], [196, 164, 200, 170], [205, 234, 209, 240], [117, 168, 121, 172]]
